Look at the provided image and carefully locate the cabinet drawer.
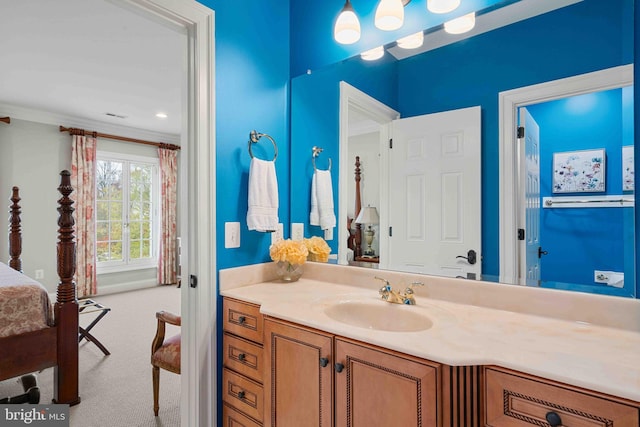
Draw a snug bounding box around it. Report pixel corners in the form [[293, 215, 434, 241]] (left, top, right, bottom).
[[223, 298, 263, 343], [223, 367, 264, 423], [223, 403, 262, 427], [224, 332, 264, 383], [484, 367, 640, 426]]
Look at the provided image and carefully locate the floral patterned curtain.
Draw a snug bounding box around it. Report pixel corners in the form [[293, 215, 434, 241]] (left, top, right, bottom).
[[158, 148, 178, 285], [71, 135, 98, 298]]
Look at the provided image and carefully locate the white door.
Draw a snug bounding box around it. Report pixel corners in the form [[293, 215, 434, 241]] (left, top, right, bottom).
[[518, 108, 542, 286], [386, 106, 481, 279]]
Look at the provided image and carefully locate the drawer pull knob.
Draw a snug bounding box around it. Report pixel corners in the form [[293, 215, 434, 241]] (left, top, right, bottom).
[[238, 390, 245, 399], [238, 353, 246, 362], [320, 357, 329, 367], [238, 315, 246, 325], [545, 411, 562, 426], [335, 362, 344, 373]]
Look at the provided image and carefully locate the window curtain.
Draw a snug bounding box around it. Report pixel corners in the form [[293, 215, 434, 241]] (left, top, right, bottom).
[[158, 148, 178, 285], [71, 135, 98, 298]]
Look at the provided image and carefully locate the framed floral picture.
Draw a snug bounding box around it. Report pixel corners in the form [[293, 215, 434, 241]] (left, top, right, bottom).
[[622, 145, 634, 191], [552, 148, 605, 193]]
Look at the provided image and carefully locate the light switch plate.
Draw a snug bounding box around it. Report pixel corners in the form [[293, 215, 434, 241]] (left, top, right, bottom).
[[225, 222, 240, 248], [272, 223, 284, 245], [291, 223, 304, 241], [324, 228, 333, 241]]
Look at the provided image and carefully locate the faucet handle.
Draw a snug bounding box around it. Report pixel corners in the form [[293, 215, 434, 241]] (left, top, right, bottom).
[[404, 281, 424, 294], [375, 276, 391, 290]]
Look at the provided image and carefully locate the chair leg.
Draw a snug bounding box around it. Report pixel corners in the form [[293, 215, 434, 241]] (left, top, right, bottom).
[[153, 366, 160, 416]]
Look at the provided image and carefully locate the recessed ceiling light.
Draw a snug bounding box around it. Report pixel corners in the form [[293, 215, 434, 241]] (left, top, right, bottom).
[[156, 112, 168, 119]]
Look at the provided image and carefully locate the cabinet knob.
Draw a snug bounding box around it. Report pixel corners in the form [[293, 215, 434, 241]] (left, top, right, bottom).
[[335, 362, 344, 373], [237, 390, 245, 399], [545, 411, 562, 426], [238, 315, 246, 325], [238, 353, 246, 362], [320, 357, 329, 368]]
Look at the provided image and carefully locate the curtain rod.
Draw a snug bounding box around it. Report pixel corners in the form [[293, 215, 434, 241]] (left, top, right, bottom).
[[59, 126, 180, 151], [0, 117, 10, 124]]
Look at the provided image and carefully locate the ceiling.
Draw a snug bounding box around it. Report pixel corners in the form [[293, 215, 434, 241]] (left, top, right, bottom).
[[0, 0, 185, 136]]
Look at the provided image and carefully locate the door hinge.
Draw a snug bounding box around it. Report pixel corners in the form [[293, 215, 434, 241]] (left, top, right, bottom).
[[189, 274, 198, 288], [389, 226, 393, 237], [389, 138, 393, 149], [517, 126, 525, 139], [517, 228, 525, 241]]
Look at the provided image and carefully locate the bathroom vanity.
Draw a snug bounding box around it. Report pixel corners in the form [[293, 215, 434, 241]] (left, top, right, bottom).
[[220, 263, 640, 426]]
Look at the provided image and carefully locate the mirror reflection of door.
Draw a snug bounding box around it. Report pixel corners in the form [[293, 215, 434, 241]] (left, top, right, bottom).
[[517, 86, 635, 297], [518, 107, 542, 286]]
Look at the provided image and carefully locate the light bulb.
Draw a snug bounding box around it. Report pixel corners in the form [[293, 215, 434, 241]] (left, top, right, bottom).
[[427, 0, 460, 14], [444, 12, 476, 35], [397, 31, 424, 49], [361, 46, 385, 61], [334, 0, 361, 44], [375, 0, 405, 31]]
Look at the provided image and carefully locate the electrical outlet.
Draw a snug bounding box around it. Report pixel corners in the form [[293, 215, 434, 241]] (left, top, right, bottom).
[[291, 223, 304, 241], [35, 269, 44, 279], [224, 222, 240, 248], [272, 223, 284, 245], [324, 228, 333, 241]]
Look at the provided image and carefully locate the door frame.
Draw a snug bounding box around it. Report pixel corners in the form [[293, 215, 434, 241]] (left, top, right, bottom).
[[120, 1, 215, 425], [338, 82, 399, 267], [499, 64, 633, 285]]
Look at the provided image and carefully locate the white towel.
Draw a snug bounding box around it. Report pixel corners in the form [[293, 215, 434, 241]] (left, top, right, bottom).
[[247, 157, 279, 232], [310, 169, 336, 230]]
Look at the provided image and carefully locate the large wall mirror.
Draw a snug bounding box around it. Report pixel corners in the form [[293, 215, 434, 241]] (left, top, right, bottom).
[[290, 0, 637, 298]]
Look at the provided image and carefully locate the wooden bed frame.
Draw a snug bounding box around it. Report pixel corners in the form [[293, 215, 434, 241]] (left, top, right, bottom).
[[0, 170, 80, 405]]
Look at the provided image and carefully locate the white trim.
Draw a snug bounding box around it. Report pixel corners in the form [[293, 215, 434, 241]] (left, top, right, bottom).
[[96, 279, 159, 295], [114, 1, 215, 426], [338, 82, 400, 267], [498, 64, 633, 285], [0, 102, 181, 145]]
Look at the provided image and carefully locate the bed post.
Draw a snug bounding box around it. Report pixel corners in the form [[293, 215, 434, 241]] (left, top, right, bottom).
[[8, 187, 22, 272], [53, 170, 80, 405], [353, 156, 363, 258]]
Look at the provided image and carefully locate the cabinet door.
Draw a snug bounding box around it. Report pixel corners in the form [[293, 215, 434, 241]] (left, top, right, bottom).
[[335, 338, 440, 427], [264, 318, 333, 427]]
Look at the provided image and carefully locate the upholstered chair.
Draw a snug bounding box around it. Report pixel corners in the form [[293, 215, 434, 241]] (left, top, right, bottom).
[[151, 310, 181, 416]]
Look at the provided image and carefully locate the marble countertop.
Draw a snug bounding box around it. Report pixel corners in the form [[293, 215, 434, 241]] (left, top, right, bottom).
[[220, 263, 640, 403]]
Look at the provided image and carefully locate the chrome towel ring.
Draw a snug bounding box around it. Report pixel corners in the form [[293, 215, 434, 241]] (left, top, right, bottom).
[[312, 146, 331, 171], [248, 130, 278, 161]]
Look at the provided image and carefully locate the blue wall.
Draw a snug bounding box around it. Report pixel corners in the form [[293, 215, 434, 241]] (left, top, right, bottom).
[[526, 88, 635, 297], [200, 0, 291, 271]]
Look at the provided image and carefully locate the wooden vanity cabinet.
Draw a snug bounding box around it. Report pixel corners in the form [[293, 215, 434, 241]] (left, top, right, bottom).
[[484, 366, 640, 426], [264, 317, 441, 427], [223, 298, 265, 426]]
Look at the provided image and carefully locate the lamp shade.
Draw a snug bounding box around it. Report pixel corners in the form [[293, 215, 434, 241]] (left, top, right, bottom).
[[444, 12, 476, 35], [334, 0, 361, 44], [397, 31, 424, 49], [355, 206, 380, 225], [375, 0, 404, 31], [427, 0, 460, 14], [361, 46, 385, 61]]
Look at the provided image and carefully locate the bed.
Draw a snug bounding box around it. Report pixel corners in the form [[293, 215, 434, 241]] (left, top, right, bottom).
[[0, 170, 80, 405]]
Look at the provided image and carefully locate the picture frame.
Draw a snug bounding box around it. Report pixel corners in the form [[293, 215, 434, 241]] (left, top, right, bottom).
[[552, 148, 605, 193], [622, 145, 634, 191]]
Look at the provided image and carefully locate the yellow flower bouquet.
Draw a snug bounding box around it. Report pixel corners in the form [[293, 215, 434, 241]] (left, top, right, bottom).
[[270, 239, 308, 281], [304, 236, 331, 262]]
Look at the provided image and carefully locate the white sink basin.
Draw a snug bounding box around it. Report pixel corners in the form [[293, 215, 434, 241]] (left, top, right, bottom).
[[324, 300, 433, 332]]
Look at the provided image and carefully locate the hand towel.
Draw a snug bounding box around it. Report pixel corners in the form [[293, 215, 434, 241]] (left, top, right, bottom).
[[247, 157, 279, 232], [310, 169, 336, 230]]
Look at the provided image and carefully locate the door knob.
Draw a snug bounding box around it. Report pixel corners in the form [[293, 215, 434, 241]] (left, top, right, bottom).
[[538, 247, 549, 258], [456, 249, 477, 265]]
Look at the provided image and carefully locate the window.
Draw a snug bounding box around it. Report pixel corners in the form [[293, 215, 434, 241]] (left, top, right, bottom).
[[96, 152, 159, 273]]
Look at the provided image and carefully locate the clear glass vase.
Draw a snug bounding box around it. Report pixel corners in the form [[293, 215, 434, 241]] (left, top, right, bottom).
[[275, 261, 304, 282]]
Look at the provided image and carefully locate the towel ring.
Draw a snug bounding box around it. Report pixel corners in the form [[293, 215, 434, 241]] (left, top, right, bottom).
[[312, 146, 331, 171], [248, 130, 278, 161]]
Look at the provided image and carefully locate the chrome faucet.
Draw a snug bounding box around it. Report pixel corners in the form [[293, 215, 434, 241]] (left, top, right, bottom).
[[375, 277, 424, 305]]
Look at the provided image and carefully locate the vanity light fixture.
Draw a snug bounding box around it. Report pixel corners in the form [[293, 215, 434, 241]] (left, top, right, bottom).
[[334, 0, 361, 44], [397, 31, 424, 49], [427, 0, 460, 14], [444, 12, 476, 34], [374, 0, 407, 31], [361, 46, 385, 61]]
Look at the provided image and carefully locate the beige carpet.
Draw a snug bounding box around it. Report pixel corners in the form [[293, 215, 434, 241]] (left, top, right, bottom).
[[0, 285, 181, 426]]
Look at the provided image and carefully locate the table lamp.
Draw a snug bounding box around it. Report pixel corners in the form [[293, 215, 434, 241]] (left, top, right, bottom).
[[355, 205, 379, 256]]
